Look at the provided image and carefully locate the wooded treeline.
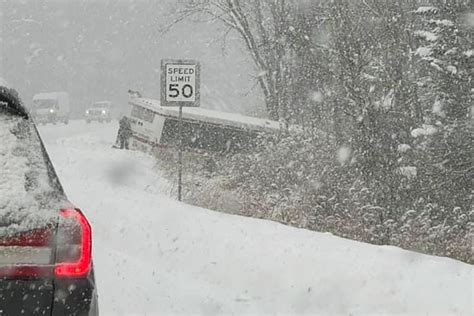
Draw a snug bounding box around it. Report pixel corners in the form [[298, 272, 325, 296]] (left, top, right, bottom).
[[174, 0, 473, 262]]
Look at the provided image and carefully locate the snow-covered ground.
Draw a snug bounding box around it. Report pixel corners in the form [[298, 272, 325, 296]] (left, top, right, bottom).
[[38, 121, 473, 316]]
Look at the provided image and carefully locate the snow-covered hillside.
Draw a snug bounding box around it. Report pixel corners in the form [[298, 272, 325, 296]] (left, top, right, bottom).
[[39, 121, 473, 315]]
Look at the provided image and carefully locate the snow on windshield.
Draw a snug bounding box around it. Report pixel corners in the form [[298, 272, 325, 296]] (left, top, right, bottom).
[[0, 114, 63, 237]]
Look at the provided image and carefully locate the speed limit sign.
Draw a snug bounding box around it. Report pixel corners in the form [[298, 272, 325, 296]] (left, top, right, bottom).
[[161, 59, 200, 107], [160, 59, 201, 202]]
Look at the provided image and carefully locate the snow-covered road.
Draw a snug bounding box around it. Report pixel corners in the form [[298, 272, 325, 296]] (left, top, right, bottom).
[[39, 121, 472, 315]]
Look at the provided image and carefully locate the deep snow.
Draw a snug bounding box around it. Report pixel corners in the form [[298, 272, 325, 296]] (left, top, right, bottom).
[[38, 121, 473, 315]]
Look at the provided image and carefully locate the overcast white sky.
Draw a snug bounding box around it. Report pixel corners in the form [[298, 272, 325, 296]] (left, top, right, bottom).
[[0, 0, 264, 116]]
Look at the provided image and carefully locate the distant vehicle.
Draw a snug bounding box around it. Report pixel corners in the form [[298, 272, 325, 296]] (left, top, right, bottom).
[[127, 98, 280, 153], [85, 100, 114, 123], [0, 87, 98, 315], [32, 92, 70, 125]]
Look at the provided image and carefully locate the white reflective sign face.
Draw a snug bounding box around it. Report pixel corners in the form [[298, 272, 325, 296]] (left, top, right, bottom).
[[165, 64, 196, 102]]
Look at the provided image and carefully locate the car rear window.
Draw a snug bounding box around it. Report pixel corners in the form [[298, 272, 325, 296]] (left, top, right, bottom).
[[0, 106, 64, 238]]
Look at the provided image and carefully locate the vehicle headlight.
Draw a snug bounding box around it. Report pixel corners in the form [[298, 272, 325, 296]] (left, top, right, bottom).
[[49, 109, 55, 113], [86, 110, 90, 114], [102, 110, 106, 114]]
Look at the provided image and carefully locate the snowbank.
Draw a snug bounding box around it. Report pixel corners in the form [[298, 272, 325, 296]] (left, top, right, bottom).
[[39, 121, 473, 316], [411, 124, 437, 137], [414, 30, 438, 42], [415, 46, 433, 57], [415, 6, 438, 14]]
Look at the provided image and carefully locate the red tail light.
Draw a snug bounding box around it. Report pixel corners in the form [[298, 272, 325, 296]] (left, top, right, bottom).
[[54, 209, 92, 278]]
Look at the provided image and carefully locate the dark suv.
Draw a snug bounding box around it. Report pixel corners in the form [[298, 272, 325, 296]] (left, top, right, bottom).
[[0, 87, 98, 315]]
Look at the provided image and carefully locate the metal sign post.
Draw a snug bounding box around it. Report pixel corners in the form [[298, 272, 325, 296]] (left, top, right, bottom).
[[177, 105, 183, 201], [161, 59, 200, 201]]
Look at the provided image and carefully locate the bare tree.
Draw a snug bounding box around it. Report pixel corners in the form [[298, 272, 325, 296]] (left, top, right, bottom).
[[164, 0, 299, 122]]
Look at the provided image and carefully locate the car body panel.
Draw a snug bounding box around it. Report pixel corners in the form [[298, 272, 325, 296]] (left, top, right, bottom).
[[0, 279, 55, 315]]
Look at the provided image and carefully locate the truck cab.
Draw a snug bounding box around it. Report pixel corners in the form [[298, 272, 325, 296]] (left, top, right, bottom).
[[32, 92, 70, 125], [85, 101, 113, 123]]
